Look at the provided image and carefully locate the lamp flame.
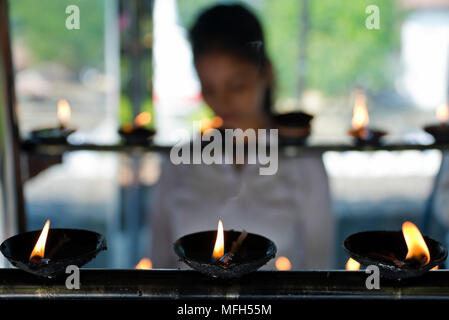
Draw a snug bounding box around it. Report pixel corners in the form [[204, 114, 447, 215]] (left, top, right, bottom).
[[402, 221, 430, 265], [135, 258, 153, 270], [436, 103, 449, 123], [275, 256, 292, 271], [345, 258, 361, 270], [212, 220, 224, 260], [57, 99, 71, 127], [134, 112, 151, 127], [352, 90, 369, 130], [201, 116, 223, 133], [29, 220, 50, 260]]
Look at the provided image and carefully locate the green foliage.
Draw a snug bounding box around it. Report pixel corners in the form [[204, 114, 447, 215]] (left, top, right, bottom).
[[120, 95, 133, 125], [178, 0, 400, 98], [187, 102, 215, 123], [177, 0, 215, 30], [306, 0, 400, 95], [257, 0, 300, 99], [120, 96, 155, 129], [10, 0, 401, 98], [10, 0, 105, 70]]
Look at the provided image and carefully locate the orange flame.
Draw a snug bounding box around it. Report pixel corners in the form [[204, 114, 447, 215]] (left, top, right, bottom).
[[57, 99, 71, 126], [352, 90, 369, 130], [436, 103, 449, 123], [201, 116, 223, 133], [431, 265, 439, 270], [135, 258, 153, 270], [29, 220, 50, 260], [402, 221, 430, 265], [134, 112, 151, 127], [212, 220, 224, 260], [275, 256, 292, 271], [345, 258, 361, 270]]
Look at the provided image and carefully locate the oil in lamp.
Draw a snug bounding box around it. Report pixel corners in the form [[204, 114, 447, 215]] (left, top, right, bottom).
[[424, 103, 449, 143], [173, 220, 277, 279], [29, 99, 76, 144], [0, 219, 107, 278], [344, 221, 447, 280], [348, 89, 386, 146]]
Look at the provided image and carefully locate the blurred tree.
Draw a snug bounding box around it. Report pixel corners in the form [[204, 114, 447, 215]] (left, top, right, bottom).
[[11, 0, 400, 98], [178, 0, 400, 99], [119, 0, 154, 125], [10, 0, 105, 70], [306, 0, 400, 95], [258, 0, 301, 99], [177, 0, 214, 29]]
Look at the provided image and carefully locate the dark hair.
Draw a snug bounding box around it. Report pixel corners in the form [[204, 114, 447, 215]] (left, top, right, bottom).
[[189, 4, 274, 115]]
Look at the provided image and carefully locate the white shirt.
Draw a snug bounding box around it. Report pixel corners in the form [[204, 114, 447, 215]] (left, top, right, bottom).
[[150, 148, 333, 270]]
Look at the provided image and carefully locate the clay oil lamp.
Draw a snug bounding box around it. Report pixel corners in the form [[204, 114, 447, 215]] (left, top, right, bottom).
[[344, 221, 447, 280], [272, 111, 313, 146], [173, 220, 277, 279], [424, 103, 449, 144], [348, 89, 386, 146], [30, 99, 76, 144], [119, 111, 156, 146], [0, 220, 107, 279]]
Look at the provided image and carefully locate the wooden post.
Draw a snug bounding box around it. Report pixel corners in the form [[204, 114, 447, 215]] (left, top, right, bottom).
[[0, 0, 26, 241]]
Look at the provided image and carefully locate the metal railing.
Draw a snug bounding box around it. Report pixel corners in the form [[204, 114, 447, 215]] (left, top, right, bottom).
[[0, 269, 448, 299]]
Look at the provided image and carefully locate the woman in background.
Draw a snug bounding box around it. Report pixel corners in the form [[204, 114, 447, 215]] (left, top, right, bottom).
[[151, 4, 333, 269]]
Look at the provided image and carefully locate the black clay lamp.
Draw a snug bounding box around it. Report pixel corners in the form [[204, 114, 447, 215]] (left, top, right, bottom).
[[344, 222, 447, 280], [174, 220, 276, 279], [0, 220, 107, 279]]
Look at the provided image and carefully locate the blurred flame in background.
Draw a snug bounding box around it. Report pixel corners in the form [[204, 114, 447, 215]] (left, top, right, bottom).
[[275, 256, 292, 271], [351, 90, 369, 130], [57, 99, 71, 126], [201, 116, 223, 133], [135, 258, 153, 269], [436, 103, 449, 123], [345, 258, 361, 270], [134, 111, 152, 127]]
